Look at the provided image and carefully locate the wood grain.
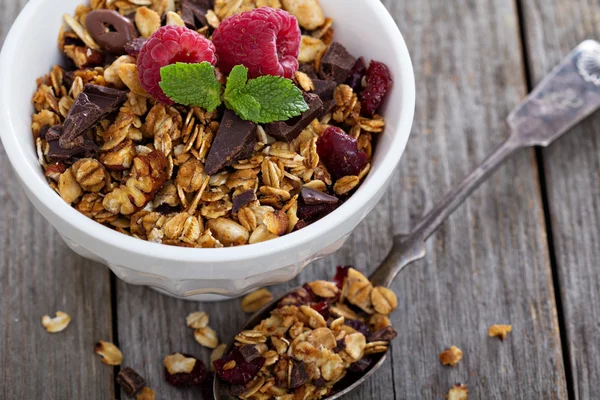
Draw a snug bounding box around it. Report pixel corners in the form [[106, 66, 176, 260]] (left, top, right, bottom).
[[520, 1, 600, 398], [115, 1, 568, 399], [0, 1, 115, 399]]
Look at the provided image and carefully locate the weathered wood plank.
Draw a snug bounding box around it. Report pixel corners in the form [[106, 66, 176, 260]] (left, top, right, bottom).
[[380, 0, 567, 398], [520, 1, 600, 398], [117, 1, 568, 400], [0, 1, 115, 399]]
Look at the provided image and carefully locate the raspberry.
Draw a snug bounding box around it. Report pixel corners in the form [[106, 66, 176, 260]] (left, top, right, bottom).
[[316, 126, 367, 180], [137, 25, 217, 104], [361, 60, 393, 117], [212, 7, 301, 79]]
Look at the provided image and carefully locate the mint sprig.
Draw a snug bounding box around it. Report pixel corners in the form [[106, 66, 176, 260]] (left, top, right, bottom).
[[223, 65, 309, 123], [159, 62, 222, 112], [159, 63, 308, 124]]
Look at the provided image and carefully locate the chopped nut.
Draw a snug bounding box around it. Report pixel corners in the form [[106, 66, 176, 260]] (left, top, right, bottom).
[[343, 268, 373, 313], [446, 384, 469, 400], [488, 324, 512, 340], [186, 311, 209, 329], [299, 35, 326, 63], [135, 6, 161, 37], [281, 0, 325, 30], [164, 352, 196, 375], [210, 344, 228, 371], [194, 326, 219, 349], [118, 63, 149, 97], [207, 217, 250, 246], [95, 340, 123, 365], [58, 168, 83, 204], [41, 311, 72, 333], [165, 11, 185, 26], [295, 70, 314, 92], [104, 55, 136, 88], [241, 288, 274, 313], [439, 345, 463, 366], [136, 387, 155, 400], [370, 286, 398, 315]]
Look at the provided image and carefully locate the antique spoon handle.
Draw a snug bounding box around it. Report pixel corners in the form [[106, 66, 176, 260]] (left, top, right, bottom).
[[369, 136, 522, 287]]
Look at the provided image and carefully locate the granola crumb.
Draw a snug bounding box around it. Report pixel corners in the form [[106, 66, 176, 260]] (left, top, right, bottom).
[[136, 387, 155, 400], [240, 288, 274, 313], [95, 340, 123, 365], [446, 383, 469, 400], [488, 324, 512, 340], [439, 345, 463, 367], [41, 311, 72, 333], [164, 353, 196, 375]]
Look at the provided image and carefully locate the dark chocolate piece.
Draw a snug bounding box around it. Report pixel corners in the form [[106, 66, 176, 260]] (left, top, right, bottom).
[[60, 84, 127, 149], [181, 0, 213, 28], [124, 38, 147, 56], [205, 109, 257, 175], [238, 345, 261, 363], [311, 79, 337, 101], [368, 326, 398, 342], [232, 190, 257, 213], [297, 199, 340, 222], [319, 42, 357, 83], [116, 367, 146, 398], [290, 362, 309, 389], [300, 187, 339, 205], [46, 125, 99, 162], [265, 93, 323, 142], [86, 10, 138, 54], [348, 356, 373, 373], [320, 99, 336, 118], [299, 63, 319, 80], [346, 56, 367, 92]]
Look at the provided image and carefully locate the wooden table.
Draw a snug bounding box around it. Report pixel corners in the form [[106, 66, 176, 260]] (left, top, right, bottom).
[[1, 0, 599, 398]]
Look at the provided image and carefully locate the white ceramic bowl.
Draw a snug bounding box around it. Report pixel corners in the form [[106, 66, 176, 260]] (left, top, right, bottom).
[[0, 0, 414, 301]]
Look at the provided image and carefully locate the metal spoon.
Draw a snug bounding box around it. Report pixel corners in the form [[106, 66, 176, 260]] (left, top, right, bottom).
[[214, 40, 600, 400]]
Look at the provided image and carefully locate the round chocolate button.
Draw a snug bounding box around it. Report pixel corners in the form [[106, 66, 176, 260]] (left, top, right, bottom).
[[86, 10, 138, 55]]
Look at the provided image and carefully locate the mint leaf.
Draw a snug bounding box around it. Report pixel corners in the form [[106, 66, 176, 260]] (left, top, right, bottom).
[[224, 65, 248, 100], [223, 65, 309, 124], [159, 62, 222, 112]]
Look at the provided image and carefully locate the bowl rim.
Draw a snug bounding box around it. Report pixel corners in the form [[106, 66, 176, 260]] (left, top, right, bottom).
[[0, 0, 415, 263]]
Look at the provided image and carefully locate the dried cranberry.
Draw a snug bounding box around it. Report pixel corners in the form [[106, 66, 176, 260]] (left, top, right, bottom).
[[333, 266, 350, 289], [310, 301, 330, 320], [314, 377, 327, 388], [348, 356, 373, 373], [361, 60, 392, 117], [316, 126, 367, 180], [345, 57, 367, 92], [344, 320, 371, 338], [290, 362, 309, 389], [201, 372, 215, 399], [279, 286, 317, 307], [164, 353, 208, 387], [297, 200, 340, 222], [214, 347, 265, 385]]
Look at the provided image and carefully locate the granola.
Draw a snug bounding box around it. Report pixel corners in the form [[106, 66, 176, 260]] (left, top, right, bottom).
[[214, 266, 398, 399], [31, 0, 391, 248]]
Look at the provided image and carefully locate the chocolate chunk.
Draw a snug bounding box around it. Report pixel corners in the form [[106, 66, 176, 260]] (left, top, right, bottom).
[[320, 99, 336, 118], [86, 10, 138, 54], [312, 79, 337, 102], [290, 362, 309, 389], [297, 197, 340, 222], [62, 71, 75, 92], [181, 0, 213, 28], [368, 326, 398, 342], [346, 56, 367, 92], [299, 63, 319, 80], [300, 187, 338, 205], [124, 38, 147, 56], [314, 377, 327, 388], [116, 367, 146, 398], [319, 42, 357, 83], [205, 109, 257, 175], [348, 356, 373, 373], [265, 93, 323, 142], [238, 345, 261, 363], [46, 125, 99, 162], [60, 84, 127, 149], [232, 190, 257, 213]]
